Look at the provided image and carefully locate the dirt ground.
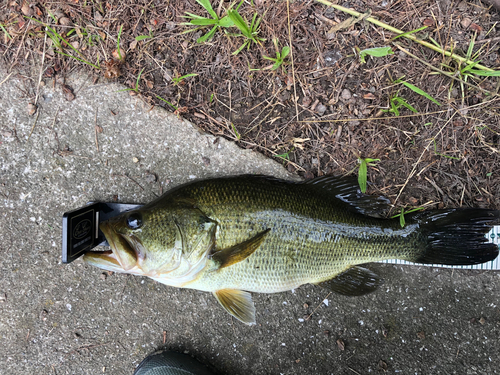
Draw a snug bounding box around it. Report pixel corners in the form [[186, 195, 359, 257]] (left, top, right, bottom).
[[2, 0, 500, 212]]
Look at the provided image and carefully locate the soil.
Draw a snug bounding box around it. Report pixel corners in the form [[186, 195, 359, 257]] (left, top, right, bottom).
[[2, 0, 500, 211]]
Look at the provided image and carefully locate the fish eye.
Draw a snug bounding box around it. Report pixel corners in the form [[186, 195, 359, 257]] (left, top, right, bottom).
[[126, 213, 143, 229]]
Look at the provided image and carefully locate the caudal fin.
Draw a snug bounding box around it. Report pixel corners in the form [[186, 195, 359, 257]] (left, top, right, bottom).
[[408, 209, 499, 265]]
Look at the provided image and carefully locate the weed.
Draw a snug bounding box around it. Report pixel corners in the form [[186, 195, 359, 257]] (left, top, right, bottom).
[[274, 147, 294, 163], [393, 77, 441, 106], [172, 73, 198, 86], [119, 68, 145, 92], [263, 38, 290, 72], [227, 8, 265, 55], [382, 95, 417, 116], [135, 33, 153, 41], [357, 46, 393, 64], [432, 139, 461, 160], [357, 157, 380, 193], [156, 95, 178, 110], [183, 0, 235, 43], [230, 122, 241, 140], [0, 23, 12, 40], [27, 17, 100, 69], [116, 25, 124, 61], [391, 206, 425, 228]]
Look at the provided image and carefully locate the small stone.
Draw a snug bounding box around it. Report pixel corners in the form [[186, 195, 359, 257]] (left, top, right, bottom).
[[202, 156, 210, 166], [59, 17, 72, 26], [315, 103, 327, 116], [303, 303, 309, 309], [461, 17, 472, 29], [0, 293, 6, 302], [341, 89, 352, 100], [417, 331, 425, 339], [95, 125, 103, 133], [479, 317, 486, 325], [100, 273, 107, 280], [133, 157, 139, 163], [27, 103, 37, 116], [145, 172, 157, 184], [302, 96, 312, 107]]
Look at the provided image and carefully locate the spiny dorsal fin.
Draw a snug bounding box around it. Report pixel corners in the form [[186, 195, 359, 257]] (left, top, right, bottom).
[[315, 266, 381, 296], [212, 229, 270, 269], [213, 289, 256, 325], [304, 175, 390, 218]]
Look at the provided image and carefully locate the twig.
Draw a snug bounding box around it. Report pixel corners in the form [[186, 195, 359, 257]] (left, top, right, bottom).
[[287, 0, 299, 122], [315, 0, 496, 72], [94, 110, 99, 152], [393, 112, 457, 208], [305, 292, 331, 321], [27, 110, 40, 142], [0, 72, 14, 87], [34, 28, 48, 106]]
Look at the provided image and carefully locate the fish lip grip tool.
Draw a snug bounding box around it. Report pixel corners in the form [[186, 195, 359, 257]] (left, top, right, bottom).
[[62, 203, 142, 263]]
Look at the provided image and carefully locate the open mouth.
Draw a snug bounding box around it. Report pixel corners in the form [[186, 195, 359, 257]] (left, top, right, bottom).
[[83, 221, 138, 272]]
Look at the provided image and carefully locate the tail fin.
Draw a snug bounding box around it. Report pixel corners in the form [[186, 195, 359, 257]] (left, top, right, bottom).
[[408, 209, 499, 265]]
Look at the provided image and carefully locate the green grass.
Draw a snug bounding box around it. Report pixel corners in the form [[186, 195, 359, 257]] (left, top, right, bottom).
[[263, 39, 290, 72], [182, 0, 236, 43], [156, 95, 178, 110], [357, 157, 380, 193], [357, 46, 393, 64], [227, 8, 265, 55], [172, 73, 198, 85], [119, 68, 145, 93], [28, 17, 101, 69], [391, 206, 425, 227]]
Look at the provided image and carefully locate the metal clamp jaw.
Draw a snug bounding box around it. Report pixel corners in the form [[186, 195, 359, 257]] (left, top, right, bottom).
[[62, 202, 142, 263]]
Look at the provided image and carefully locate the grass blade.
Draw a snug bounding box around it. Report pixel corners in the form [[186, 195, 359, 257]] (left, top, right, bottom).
[[400, 81, 441, 106]]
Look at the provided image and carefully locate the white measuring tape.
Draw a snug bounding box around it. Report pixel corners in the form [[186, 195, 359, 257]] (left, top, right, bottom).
[[382, 226, 500, 270]]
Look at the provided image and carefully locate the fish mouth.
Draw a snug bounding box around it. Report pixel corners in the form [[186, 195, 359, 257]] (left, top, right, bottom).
[[83, 221, 139, 272]]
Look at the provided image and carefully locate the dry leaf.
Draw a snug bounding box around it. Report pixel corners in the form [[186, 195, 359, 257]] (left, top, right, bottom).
[[104, 60, 121, 79], [62, 85, 75, 101], [21, 2, 33, 16], [112, 48, 126, 61], [336, 339, 345, 351], [363, 93, 376, 100]]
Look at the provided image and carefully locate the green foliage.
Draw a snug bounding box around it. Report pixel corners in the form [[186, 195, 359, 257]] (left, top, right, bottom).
[[183, 0, 235, 43], [394, 77, 441, 106], [357, 158, 380, 193], [230, 122, 241, 140], [172, 73, 198, 85], [156, 95, 178, 110], [358, 46, 393, 64], [28, 17, 100, 69], [263, 39, 290, 72], [119, 68, 145, 92], [227, 8, 265, 55], [391, 207, 425, 228], [382, 95, 417, 116]]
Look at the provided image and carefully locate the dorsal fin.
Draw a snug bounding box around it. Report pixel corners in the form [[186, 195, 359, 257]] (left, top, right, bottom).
[[304, 175, 391, 218]]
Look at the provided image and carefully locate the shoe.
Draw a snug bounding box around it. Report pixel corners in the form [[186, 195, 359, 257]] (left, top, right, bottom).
[[133, 350, 216, 375]]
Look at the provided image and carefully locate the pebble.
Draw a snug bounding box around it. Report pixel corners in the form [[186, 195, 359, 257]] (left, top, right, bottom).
[[340, 89, 352, 100], [315, 103, 327, 116], [461, 17, 472, 29]]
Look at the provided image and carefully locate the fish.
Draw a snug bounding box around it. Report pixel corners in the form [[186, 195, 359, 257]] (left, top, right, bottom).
[[84, 175, 499, 324]]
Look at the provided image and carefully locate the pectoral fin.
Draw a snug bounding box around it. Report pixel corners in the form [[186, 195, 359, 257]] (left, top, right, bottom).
[[213, 289, 256, 325], [315, 266, 381, 296], [212, 229, 270, 269]]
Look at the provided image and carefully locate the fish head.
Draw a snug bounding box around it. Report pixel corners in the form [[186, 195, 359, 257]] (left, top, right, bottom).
[[83, 205, 217, 283]]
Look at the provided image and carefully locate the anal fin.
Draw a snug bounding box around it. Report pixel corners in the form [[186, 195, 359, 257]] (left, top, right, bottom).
[[315, 266, 381, 296], [212, 229, 270, 269], [213, 289, 256, 325]]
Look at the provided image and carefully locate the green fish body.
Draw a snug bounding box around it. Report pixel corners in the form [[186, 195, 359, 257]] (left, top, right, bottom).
[[84, 175, 499, 324]]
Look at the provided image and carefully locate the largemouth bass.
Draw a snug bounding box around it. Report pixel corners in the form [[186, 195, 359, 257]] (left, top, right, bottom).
[[84, 175, 499, 324]]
